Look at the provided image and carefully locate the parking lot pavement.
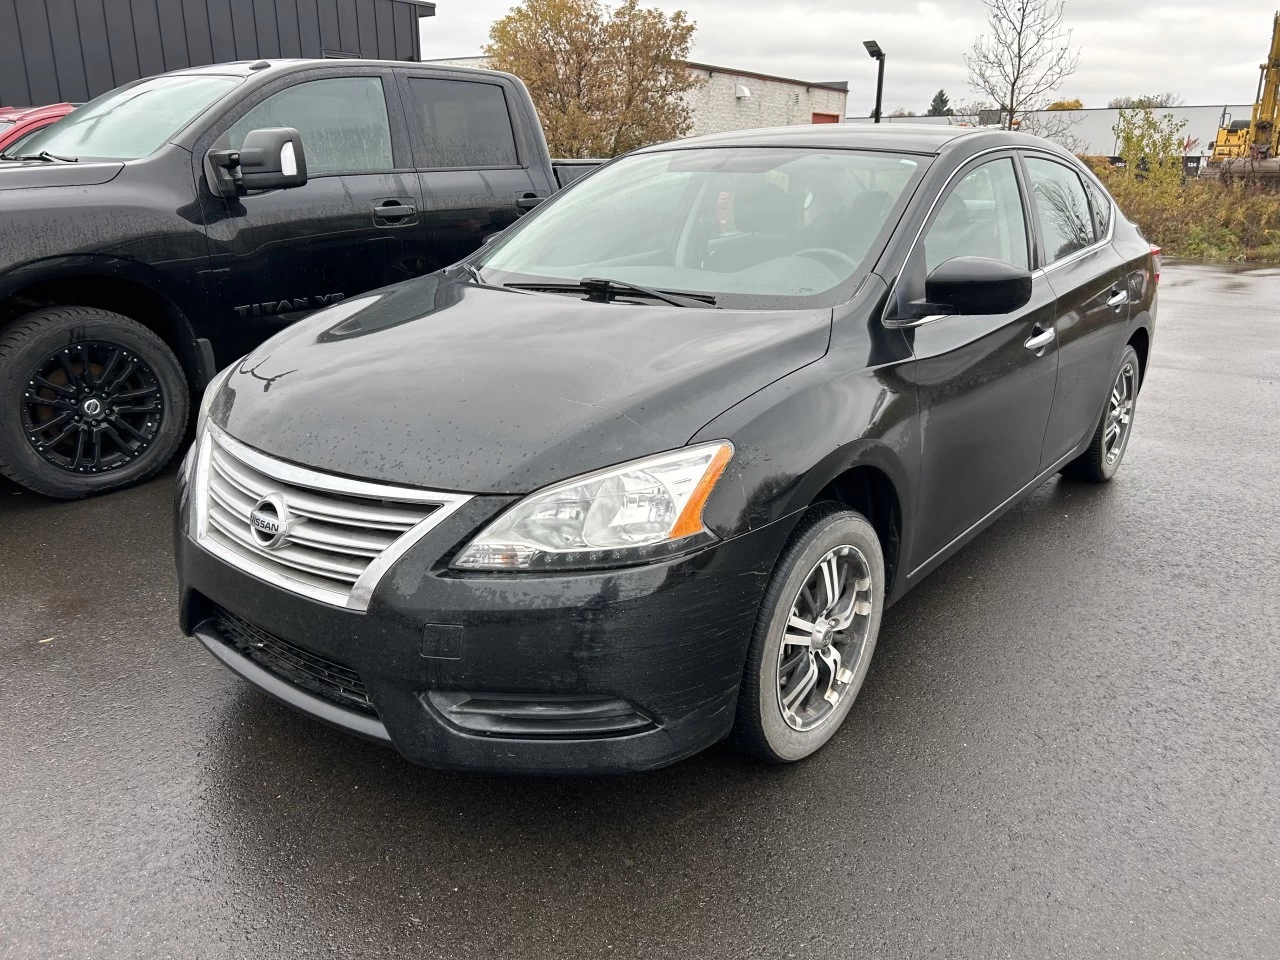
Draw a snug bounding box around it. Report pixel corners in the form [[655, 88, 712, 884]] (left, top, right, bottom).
[[1, 262, 1278, 959]]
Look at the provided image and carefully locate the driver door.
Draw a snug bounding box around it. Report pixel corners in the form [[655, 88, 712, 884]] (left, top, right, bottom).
[[900, 154, 1060, 572], [195, 68, 427, 365]]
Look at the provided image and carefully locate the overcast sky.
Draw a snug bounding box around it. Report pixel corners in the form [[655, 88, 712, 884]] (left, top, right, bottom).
[[420, 0, 1269, 116]]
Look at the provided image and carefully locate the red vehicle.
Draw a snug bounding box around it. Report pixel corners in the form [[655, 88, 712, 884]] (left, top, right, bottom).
[[0, 103, 76, 156]]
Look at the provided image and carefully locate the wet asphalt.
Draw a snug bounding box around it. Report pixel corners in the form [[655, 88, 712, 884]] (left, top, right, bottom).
[[2, 262, 1278, 959]]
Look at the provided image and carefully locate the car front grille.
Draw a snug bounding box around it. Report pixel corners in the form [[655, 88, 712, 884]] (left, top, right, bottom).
[[211, 607, 376, 716], [192, 426, 470, 610]]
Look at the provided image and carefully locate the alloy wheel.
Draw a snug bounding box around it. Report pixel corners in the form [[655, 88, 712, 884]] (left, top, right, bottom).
[[20, 340, 164, 474], [1104, 360, 1136, 465], [776, 545, 876, 732]]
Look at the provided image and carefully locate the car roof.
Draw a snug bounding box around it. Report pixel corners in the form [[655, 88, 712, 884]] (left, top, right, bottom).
[[0, 102, 76, 121], [637, 122, 1041, 157]]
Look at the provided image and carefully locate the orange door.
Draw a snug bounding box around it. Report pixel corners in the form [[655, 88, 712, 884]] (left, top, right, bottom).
[[811, 112, 840, 124]]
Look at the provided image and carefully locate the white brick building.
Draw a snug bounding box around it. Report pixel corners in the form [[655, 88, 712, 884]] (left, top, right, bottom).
[[423, 56, 848, 138], [681, 62, 847, 135]]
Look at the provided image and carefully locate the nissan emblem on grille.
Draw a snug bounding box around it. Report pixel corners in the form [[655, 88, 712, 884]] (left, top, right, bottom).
[[249, 493, 296, 549]]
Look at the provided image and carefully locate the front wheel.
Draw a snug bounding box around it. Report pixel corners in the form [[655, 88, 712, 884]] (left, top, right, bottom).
[[1061, 345, 1141, 483], [731, 506, 885, 763], [0, 307, 189, 499]]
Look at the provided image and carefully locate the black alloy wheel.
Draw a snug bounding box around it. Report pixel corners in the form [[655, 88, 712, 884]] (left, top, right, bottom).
[[20, 340, 163, 474], [0, 306, 189, 499]]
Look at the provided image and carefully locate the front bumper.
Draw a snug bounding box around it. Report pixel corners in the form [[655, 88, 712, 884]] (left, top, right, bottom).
[[176, 476, 795, 774]]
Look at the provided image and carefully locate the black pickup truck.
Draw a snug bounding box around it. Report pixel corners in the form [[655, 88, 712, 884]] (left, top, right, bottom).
[[0, 59, 595, 498]]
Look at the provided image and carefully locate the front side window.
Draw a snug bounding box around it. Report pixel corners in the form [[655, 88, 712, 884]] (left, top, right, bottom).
[[13, 75, 241, 161], [925, 157, 1029, 274], [405, 78, 519, 168], [1024, 156, 1095, 263], [229, 77, 393, 176], [477, 147, 925, 308]]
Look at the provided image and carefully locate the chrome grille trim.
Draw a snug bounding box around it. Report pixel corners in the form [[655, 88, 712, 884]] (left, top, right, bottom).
[[191, 424, 471, 610]]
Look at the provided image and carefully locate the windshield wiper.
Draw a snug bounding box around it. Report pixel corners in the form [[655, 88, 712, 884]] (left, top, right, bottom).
[[6, 151, 79, 163], [504, 278, 716, 308]]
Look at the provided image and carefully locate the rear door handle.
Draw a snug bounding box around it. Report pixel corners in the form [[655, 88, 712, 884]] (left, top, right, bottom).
[[516, 194, 546, 213], [1106, 288, 1129, 309], [1024, 327, 1056, 353]]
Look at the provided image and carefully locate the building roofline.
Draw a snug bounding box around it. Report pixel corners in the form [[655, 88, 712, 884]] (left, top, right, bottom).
[[397, 0, 436, 15], [676, 61, 849, 93]]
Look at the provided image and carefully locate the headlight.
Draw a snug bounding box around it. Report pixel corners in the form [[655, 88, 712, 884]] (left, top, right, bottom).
[[452, 442, 734, 571], [196, 361, 239, 429]]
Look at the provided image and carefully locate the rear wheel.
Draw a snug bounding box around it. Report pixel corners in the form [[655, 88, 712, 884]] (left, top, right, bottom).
[[0, 307, 189, 499], [1061, 345, 1141, 483], [731, 506, 885, 763]]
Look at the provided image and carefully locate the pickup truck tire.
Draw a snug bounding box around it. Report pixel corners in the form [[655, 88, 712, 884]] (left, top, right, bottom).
[[0, 307, 189, 499]]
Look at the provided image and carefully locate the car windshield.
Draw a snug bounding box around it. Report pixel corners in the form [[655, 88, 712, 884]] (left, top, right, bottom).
[[12, 75, 241, 160], [477, 147, 925, 308]]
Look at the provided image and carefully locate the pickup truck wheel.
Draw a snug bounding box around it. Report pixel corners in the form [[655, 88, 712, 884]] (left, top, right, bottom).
[[730, 505, 885, 763], [0, 307, 189, 499]]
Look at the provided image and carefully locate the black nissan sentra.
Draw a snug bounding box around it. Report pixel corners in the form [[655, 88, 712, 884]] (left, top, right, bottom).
[[175, 124, 1156, 773]]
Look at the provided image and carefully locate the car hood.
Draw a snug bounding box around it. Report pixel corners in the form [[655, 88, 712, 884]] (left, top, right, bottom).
[[213, 275, 831, 493], [0, 160, 124, 189]]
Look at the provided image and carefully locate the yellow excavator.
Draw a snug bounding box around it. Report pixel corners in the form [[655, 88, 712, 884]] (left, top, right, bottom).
[[1210, 11, 1280, 178]]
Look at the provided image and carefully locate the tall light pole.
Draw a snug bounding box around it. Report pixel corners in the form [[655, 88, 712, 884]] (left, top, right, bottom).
[[863, 40, 885, 123]]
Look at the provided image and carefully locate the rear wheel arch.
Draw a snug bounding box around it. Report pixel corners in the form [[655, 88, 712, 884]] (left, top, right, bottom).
[[1127, 325, 1151, 388]]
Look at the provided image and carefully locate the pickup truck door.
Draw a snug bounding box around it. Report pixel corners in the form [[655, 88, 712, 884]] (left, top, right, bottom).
[[195, 67, 428, 365], [394, 71, 548, 270]]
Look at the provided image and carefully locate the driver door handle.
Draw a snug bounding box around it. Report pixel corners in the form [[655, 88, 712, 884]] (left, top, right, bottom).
[[373, 199, 416, 225], [1024, 326, 1056, 353]]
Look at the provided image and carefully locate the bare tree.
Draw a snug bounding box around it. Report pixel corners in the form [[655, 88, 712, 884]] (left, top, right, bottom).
[[1020, 110, 1087, 154], [965, 0, 1081, 130]]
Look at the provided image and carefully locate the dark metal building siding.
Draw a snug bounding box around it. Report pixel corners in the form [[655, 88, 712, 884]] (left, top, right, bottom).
[[0, 0, 428, 106]]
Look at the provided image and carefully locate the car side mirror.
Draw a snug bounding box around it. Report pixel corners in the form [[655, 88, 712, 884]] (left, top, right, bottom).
[[205, 127, 307, 198], [922, 256, 1033, 316]]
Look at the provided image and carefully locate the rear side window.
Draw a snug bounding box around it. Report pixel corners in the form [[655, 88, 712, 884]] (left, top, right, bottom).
[[229, 77, 393, 176], [925, 157, 1029, 273], [1024, 156, 1095, 263], [1085, 179, 1113, 239], [406, 78, 518, 168]]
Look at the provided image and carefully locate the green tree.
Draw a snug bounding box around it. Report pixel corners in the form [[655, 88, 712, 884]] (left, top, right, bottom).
[[1047, 97, 1083, 110], [927, 89, 953, 116], [1113, 107, 1188, 191], [486, 0, 699, 158]]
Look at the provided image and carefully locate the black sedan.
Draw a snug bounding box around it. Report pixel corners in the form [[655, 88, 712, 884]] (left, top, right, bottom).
[[175, 123, 1156, 773]]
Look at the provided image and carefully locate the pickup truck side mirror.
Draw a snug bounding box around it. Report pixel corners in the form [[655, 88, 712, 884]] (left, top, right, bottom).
[[206, 127, 308, 198], [921, 256, 1033, 316]]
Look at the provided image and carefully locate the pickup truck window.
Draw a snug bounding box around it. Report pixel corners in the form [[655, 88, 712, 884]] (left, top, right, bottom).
[[12, 75, 240, 161], [478, 147, 923, 308], [406, 78, 518, 168], [229, 77, 393, 176]]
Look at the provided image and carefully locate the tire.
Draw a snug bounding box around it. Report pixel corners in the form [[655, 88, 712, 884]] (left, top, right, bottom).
[[1061, 345, 1141, 483], [730, 504, 886, 763], [0, 306, 189, 499]]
